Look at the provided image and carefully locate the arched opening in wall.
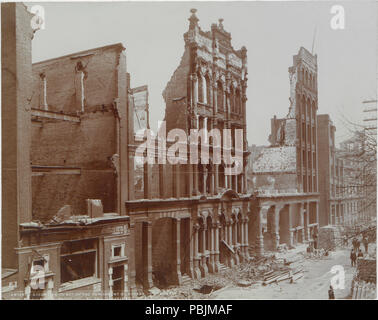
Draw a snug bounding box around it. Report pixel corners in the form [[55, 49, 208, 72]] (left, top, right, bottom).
[[217, 81, 224, 112], [180, 217, 191, 276], [230, 86, 235, 113], [309, 74, 313, 89], [236, 212, 242, 245], [296, 93, 301, 118], [198, 217, 205, 257], [152, 218, 175, 288], [264, 206, 275, 251], [279, 205, 290, 246], [305, 70, 308, 87], [198, 164, 204, 194], [219, 213, 227, 264], [205, 74, 211, 105], [301, 96, 306, 119], [206, 216, 212, 252], [206, 164, 212, 194], [235, 89, 241, 114], [219, 164, 225, 188], [198, 73, 204, 103]]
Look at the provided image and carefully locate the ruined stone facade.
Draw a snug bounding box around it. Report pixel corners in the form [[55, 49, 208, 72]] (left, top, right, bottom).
[[125, 9, 252, 296], [249, 47, 320, 253]]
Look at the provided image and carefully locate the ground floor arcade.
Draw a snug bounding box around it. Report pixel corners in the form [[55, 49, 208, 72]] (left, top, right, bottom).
[[125, 190, 251, 297], [249, 193, 320, 254]]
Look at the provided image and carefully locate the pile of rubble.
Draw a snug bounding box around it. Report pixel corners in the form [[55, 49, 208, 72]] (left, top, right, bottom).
[[142, 251, 308, 299]]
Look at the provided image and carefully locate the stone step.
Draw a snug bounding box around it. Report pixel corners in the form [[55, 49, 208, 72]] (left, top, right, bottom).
[[218, 263, 228, 272], [181, 274, 192, 286]]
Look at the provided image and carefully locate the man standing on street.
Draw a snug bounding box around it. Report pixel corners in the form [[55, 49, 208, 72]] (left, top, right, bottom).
[[328, 285, 335, 300], [362, 236, 369, 254], [350, 249, 357, 267]]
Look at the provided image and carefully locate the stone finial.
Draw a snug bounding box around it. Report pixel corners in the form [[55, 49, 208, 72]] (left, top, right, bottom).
[[189, 8, 199, 28], [218, 18, 224, 29]]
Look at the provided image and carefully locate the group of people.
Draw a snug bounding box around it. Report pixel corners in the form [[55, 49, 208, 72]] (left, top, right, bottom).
[[349, 236, 369, 267]]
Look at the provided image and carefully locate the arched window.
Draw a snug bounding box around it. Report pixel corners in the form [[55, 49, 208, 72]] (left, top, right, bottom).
[[305, 70, 308, 87], [217, 81, 224, 112], [230, 86, 235, 113], [235, 89, 241, 114], [197, 72, 204, 103], [205, 74, 211, 105]]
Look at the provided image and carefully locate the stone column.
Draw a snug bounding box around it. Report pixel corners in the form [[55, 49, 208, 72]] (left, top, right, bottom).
[[128, 223, 137, 298], [210, 165, 215, 195], [142, 221, 153, 289], [305, 202, 310, 240], [199, 225, 208, 277], [188, 220, 195, 278], [208, 223, 215, 273], [173, 218, 182, 285], [256, 206, 268, 255], [123, 264, 129, 299], [193, 224, 201, 279], [233, 217, 240, 265], [299, 202, 306, 242], [214, 222, 220, 272], [228, 221, 234, 267], [272, 205, 281, 250], [108, 267, 113, 299], [244, 217, 249, 258], [288, 204, 295, 247]]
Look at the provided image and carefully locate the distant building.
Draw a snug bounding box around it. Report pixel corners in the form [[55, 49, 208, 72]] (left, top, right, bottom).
[[317, 114, 349, 226], [337, 131, 372, 224]]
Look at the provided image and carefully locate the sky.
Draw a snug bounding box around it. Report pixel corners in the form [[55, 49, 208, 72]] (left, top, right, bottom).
[[28, 1, 377, 146]]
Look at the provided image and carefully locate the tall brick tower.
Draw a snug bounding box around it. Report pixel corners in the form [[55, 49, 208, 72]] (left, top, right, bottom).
[[163, 9, 249, 197], [288, 47, 319, 194]]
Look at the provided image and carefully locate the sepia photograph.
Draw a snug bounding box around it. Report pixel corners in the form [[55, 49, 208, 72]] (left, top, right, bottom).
[[1, 0, 377, 302]]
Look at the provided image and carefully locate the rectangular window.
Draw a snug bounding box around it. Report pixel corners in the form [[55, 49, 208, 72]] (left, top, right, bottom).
[[60, 239, 97, 284]]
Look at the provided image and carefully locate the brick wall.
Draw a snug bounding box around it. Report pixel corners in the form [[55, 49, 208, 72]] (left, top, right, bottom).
[[31, 111, 117, 222], [163, 49, 190, 133], [31, 44, 122, 113]]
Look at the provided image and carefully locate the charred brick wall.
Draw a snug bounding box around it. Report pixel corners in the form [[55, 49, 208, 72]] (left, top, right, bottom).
[[31, 45, 122, 113], [163, 49, 190, 133], [31, 111, 117, 222], [30, 45, 125, 222]]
